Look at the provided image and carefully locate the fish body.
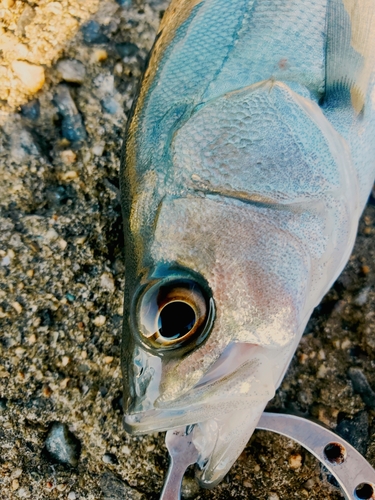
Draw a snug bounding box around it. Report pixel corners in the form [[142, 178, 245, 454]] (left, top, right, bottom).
[[121, 0, 375, 487]]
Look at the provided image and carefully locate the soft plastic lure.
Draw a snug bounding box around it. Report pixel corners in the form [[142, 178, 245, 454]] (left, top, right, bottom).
[[120, 0, 375, 488]]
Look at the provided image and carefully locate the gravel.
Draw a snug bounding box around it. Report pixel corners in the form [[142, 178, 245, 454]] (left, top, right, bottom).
[[0, 1, 374, 499]]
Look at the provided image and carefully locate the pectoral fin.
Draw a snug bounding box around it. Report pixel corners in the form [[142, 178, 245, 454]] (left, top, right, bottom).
[[326, 0, 375, 113]]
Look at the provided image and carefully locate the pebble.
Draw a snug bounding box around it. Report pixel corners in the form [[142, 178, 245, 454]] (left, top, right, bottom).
[[11, 128, 40, 160], [101, 97, 120, 115], [348, 368, 375, 409], [92, 49, 108, 62], [82, 21, 109, 44], [181, 477, 200, 499], [104, 356, 114, 364], [336, 411, 369, 455], [93, 315, 106, 327], [53, 85, 87, 145], [100, 272, 115, 292], [68, 493, 77, 500], [92, 141, 106, 156], [268, 493, 280, 500], [44, 422, 81, 467], [115, 0, 132, 6], [20, 99, 40, 120], [12, 479, 19, 490], [56, 59, 86, 84], [102, 453, 119, 465], [115, 42, 138, 59], [100, 472, 143, 500], [61, 149, 77, 165], [354, 286, 371, 306], [11, 61, 45, 93], [11, 302, 23, 314], [288, 453, 302, 469]]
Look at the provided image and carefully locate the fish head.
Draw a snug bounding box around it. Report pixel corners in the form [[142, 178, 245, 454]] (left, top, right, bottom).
[[121, 79, 358, 485], [122, 192, 311, 486]]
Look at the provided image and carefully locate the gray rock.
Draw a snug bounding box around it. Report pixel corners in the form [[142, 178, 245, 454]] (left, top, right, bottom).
[[82, 21, 109, 44], [20, 99, 40, 120], [115, 42, 139, 59], [348, 368, 375, 409], [53, 85, 87, 144], [56, 59, 86, 84], [100, 473, 144, 500], [0, 397, 7, 412], [102, 453, 119, 465], [44, 422, 81, 467], [336, 411, 369, 456]]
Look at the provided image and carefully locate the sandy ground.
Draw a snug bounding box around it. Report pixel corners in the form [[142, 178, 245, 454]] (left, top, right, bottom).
[[0, 1, 374, 499]]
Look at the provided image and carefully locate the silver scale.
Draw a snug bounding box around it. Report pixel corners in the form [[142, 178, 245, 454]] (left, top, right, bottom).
[[159, 413, 375, 500]]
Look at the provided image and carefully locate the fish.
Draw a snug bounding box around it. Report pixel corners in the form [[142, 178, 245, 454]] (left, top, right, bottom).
[[120, 0, 375, 488]]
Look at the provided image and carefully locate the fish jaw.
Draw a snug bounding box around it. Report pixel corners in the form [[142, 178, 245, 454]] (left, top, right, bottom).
[[123, 341, 298, 486]]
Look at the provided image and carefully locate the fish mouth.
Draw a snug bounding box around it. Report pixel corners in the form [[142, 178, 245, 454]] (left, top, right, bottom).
[[123, 342, 296, 487], [123, 342, 284, 435]]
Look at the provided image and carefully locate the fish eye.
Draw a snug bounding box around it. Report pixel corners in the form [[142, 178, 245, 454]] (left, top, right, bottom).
[[135, 278, 214, 351]]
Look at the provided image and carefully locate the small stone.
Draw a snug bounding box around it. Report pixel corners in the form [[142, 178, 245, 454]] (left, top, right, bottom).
[[20, 99, 40, 120], [26, 269, 34, 278], [61, 150, 77, 165], [354, 286, 371, 306], [100, 272, 115, 292], [181, 477, 200, 499], [61, 356, 70, 367], [268, 494, 280, 500], [28, 334, 37, 344], [104, 356, 114, 364], [92, 141, 106, 156], [101, 97, 120, 115], [60, 170, 79, 181], [348, 368, 375, 409], [57, 239, 68, 250], [289, 453, 303, 469], [56, 484, 67, 491], [303, 478, 315, 490], [60, 378, 70, 389], [115, 42, 138, 59], [12, 61, 45, 93], [12, 479, 19, 490], [45, 228, 59, 242], [68, 493, 77, 500], [53, 85, 87, 144], [362, 265, 370, 275], [12, 469, 23, 479], [56, 59, 86, 84], [11, 302, 23, 314], [317, 364, 328, 378], [100, 472, 143, 500], [44, 422, 81, 467], [2, 0, 15, 7], [82, 21, 109, 44], [115, 0, 131, 6], [93, 315, 106, 327], [102, 453, 119, 465], [337, 411, 369, 455], [42, 386, 53, 398], [92, 49, 108, 62]]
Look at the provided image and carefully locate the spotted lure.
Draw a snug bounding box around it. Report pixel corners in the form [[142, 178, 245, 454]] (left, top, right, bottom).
[[121, 0, 375, 488]]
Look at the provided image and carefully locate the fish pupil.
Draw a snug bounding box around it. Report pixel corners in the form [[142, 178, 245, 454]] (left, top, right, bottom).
[[158, 302, 196, 339]]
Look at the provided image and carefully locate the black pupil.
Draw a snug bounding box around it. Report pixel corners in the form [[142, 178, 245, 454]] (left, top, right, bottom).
[[158, 302, 196, 339], [355, 483, 374, 500]]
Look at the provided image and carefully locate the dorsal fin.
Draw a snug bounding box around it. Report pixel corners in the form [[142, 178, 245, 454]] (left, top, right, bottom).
[[326, 0, 375, 113]]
